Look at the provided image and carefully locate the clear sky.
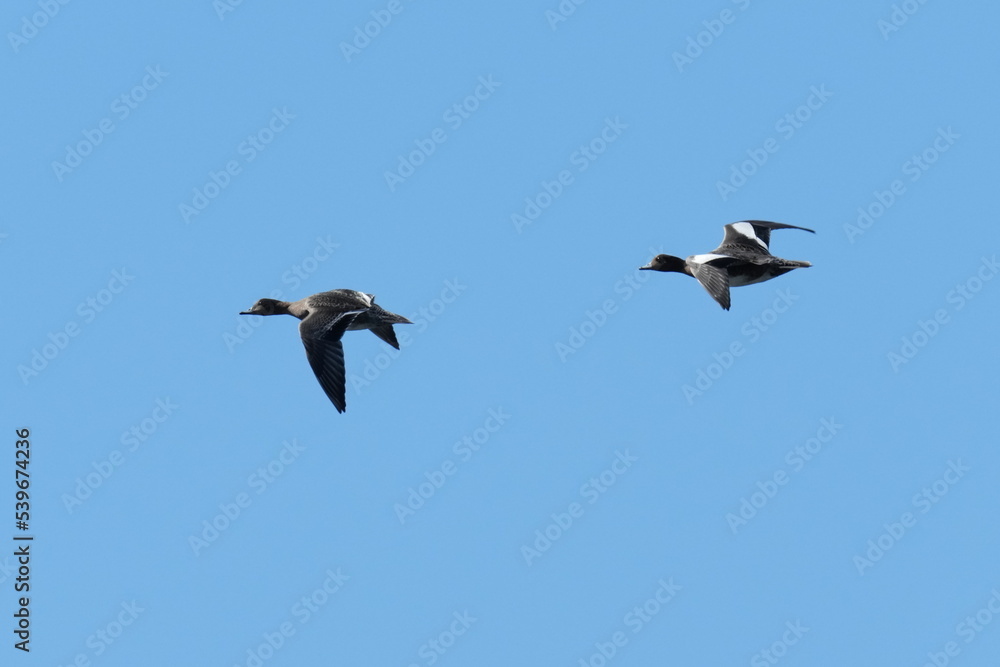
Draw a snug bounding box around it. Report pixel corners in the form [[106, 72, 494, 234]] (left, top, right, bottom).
[[4, 1, 1000, 665]]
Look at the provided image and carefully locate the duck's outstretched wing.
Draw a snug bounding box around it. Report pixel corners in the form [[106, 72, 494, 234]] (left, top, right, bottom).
[[299, 310, 363, 413], [689, 262, 732, 311], [717, 220, 815, 255]]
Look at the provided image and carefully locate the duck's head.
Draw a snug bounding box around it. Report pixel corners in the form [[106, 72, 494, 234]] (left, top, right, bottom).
[[639, 254, 687, 273], [240, 298, 287, 316]]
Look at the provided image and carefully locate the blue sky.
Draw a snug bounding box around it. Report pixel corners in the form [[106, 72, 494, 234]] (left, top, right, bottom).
[[4, 1, 1000, 665]]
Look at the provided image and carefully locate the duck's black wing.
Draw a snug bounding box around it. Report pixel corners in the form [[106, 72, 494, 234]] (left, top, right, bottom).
[[688, 261, 732, 311], [716, 220, 815, 256], [299, 309, 364, 413]]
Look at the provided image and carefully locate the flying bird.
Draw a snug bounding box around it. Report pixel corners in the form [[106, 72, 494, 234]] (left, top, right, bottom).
[[640, 220, 815, 310], [240, 290, 411, 412]]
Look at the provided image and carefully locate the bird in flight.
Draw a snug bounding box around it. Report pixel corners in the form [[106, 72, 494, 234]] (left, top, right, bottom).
[[640, 220, 815, 310], [240, 289, 411, 412]]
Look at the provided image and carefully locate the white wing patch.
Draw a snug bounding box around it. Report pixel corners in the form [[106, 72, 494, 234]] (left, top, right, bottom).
[[347, 290, 373, 305], [730, 222, 767, 249], [688, 253, 729, 265]]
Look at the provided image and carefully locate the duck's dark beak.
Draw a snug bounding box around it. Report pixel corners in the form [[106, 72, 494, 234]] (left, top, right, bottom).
[[239, 309, 255, 315]]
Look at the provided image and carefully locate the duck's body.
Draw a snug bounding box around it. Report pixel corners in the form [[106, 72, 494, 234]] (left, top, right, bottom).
[[641, 220, 814, 310], [240, 289, 411, 412]]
